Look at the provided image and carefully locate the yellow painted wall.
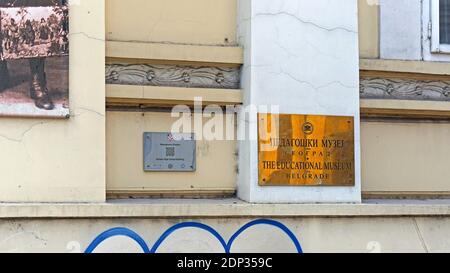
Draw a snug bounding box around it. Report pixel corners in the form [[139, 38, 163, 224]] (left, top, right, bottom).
[[107, 0, 380, 58], [361, 120, 450, 193], [105, 0, 239, 196], [104, 0, 450, 198], [358, 0, 379, 59], [0, 1, 105, 202], [106, 0, 237, 46], [108, 115, 450, 196], [106, 111, 236, 195]]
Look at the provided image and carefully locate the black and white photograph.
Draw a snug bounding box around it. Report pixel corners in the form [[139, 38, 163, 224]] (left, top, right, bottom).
[[0, 0, 68, 117]]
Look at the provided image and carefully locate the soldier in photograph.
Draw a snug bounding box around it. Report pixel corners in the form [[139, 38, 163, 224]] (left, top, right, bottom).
[[38, 17, 49, 42], [0, 0, 68, 110], [7, 18, 19, 53], [23, 19, 35, 46]]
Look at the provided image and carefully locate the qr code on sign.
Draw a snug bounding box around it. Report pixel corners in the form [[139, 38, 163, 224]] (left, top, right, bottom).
[[166, 147, 175, 157]]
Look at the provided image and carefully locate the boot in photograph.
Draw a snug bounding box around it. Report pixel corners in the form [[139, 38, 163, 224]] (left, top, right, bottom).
[[29, 59, 54, 110], [0, 61, 10, 92]]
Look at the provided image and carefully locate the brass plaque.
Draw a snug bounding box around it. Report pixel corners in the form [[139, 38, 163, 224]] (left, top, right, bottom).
[[258, 114, 355, 186]]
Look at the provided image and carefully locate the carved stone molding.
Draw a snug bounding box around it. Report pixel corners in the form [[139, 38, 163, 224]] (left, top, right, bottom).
[[360, 77, 450, 101], [106, 64, 240, 89]]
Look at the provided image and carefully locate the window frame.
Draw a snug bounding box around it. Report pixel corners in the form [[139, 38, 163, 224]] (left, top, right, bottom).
[[431, 0, 450, 53]]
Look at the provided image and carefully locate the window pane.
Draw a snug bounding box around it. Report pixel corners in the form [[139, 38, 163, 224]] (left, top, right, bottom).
[[440, 0, 450, 44]]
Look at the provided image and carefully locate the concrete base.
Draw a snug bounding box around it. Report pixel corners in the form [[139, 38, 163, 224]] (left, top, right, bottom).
[[1, 199, 450, 253]]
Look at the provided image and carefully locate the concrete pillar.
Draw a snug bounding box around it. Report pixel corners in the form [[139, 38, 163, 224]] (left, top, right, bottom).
[[237, 0, 361, 203]]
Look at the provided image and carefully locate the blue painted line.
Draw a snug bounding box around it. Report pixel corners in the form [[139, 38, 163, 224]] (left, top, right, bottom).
[[85, 219, 303, 254], [150, 222, 228, 253], [85, 227, 150, 253], [226, 219, 303, 253]]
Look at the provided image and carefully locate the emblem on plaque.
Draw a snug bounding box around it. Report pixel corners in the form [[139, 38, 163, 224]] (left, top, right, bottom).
[[302, 122, 314, 135]]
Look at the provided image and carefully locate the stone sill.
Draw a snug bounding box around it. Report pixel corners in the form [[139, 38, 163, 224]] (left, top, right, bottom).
[[361, 99, 450, 119], [106, 84, 242, 106], [1, 199, 450, 219], [360, 58, 450, 76], [106, 41, 243, 65]]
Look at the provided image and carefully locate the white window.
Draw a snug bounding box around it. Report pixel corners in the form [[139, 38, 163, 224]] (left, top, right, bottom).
[[431, 0, 450, 53]]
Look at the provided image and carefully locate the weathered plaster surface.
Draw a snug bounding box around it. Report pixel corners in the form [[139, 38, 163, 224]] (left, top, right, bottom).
[[0, 215, 449, 253], [0, 1, 106, 202]]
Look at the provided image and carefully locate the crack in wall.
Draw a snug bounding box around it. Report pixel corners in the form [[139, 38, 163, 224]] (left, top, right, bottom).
[[0, 222, 48, 252], [0, 106, 104, 144], [241, 11, 357, 34], [72, 107, 105, 118], [264, 69, 358, 91], [0, 122, 50, 144], [412, 218, 430, 253], [69, 32, 105, 43]]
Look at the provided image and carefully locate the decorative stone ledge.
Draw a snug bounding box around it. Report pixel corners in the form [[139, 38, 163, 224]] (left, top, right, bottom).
[[360, 77, 450, 101], [106, 64, 240, 89], [1, 199, 450, 219]]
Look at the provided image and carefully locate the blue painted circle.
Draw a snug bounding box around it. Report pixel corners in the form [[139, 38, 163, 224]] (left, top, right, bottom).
[[85, 219, 303, 254], [227, 219, 303, 253], [85, 227, 150, 253], [150, 222, 228, 253]]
